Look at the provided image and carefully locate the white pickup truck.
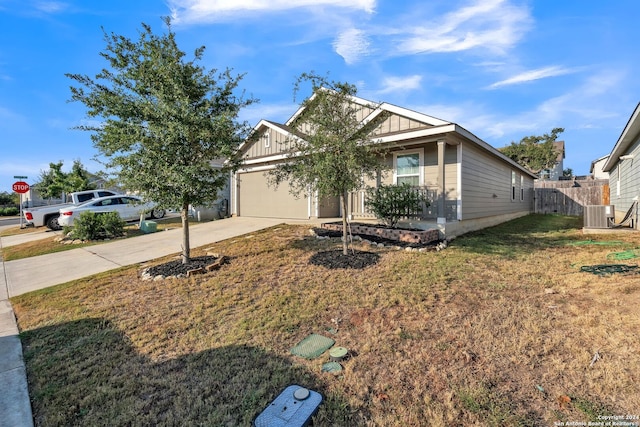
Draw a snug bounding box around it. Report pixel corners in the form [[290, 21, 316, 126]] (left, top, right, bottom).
[[24, 189, 120, 230]]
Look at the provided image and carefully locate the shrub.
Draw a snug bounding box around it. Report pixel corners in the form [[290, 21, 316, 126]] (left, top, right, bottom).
[[364, 183, 429, 228], [70, 211, 126, 240], [100, 212, 127, 238], [0, 206, 19, 216]]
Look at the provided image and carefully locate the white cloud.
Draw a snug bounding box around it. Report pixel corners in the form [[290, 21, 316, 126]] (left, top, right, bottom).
[[489, 66, 577, 89], [333, 28, 370, 65], [404, 68, 627, 145], [169, 0, 375, 24], [34, 1, 68, 13], [330, 0, 532, 64], [395, 0, 531, 56], [377, 75, 422, 94]]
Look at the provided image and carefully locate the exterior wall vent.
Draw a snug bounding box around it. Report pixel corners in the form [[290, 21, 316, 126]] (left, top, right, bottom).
[[584, 205, 615, 229]]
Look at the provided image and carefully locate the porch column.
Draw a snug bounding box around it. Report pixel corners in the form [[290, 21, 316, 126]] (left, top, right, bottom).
[[437, 140, 446, 224]]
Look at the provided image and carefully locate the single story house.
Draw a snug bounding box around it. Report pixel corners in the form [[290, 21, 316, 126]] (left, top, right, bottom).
[[231, 92, 537, 238], [602, 102, 640, 228]]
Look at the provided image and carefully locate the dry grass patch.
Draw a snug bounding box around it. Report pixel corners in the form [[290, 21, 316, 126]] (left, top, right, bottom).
[[0, 225, 43, 237], [11, 215, 640, 426]]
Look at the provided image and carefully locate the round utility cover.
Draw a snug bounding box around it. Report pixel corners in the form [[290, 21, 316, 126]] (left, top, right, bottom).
[[329, 347, 348, 361], [294, 387, 310, 400]]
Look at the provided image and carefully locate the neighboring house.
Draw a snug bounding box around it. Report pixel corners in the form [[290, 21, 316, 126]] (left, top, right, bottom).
[[590, 155, 610, 180], [231, 93, 537, 238], [602, 102, 640, 228], [190, 159, 231, 220], [538, 141, 565, 180]]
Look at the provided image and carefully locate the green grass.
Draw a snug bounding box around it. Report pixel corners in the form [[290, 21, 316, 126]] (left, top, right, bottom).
[[10, 215, 640, 426]]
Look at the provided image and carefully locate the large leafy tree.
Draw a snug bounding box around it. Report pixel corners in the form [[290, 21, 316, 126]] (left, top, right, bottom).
[[269, 73, 389, 255], [499, 128, 564, 174], [67, 18, 254, 263], [35, 160, 94, 199]]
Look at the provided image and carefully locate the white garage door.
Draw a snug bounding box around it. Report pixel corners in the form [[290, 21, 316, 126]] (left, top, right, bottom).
[[238, 171, 309, 219]]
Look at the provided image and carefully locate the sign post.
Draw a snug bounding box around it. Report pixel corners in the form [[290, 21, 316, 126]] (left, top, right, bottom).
[[12, 177, 29, 229]]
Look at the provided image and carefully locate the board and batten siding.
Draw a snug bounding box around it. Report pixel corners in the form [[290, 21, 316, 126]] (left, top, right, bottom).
[[242, 127, 293, 159], [372, 114, 433, 136], [242, 111, 435, 162], [461, 142, 532, 220]]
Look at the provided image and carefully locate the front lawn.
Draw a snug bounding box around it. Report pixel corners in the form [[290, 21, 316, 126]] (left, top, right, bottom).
[[11, 215, 640, 426]]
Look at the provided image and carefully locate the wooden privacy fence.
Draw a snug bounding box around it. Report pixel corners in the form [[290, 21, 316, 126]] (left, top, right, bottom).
[[534, 179, 609, 216]]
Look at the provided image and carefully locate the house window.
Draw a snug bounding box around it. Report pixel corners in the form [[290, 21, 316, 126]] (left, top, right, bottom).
[[520, 175, 524, 201], [263, 132, 270, 148], [395, 152, 421, 186], [511, 171, 516, 201]]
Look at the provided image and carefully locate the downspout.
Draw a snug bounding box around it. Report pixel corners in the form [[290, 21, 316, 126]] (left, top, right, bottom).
[[437, 139, 446, 224]]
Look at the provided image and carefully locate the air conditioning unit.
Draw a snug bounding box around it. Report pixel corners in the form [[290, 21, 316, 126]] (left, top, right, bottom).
[[584, 205, 615, 229]]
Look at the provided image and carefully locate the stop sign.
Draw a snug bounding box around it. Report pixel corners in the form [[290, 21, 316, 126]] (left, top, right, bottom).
[[12, 181, 30, 194]]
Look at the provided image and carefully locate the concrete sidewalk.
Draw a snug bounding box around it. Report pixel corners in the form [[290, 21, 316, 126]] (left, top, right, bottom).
[[0, 216, 284, 426]]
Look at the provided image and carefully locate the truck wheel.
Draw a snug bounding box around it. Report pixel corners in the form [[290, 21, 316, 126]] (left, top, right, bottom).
[[46, 214, 61, 230]]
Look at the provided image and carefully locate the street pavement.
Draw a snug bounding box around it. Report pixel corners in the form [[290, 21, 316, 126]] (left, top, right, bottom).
[[0, 216, 290, 426]]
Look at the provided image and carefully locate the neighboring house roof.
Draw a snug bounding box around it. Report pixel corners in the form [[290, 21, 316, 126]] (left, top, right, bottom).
[[590, 154, 610, 174], [240, 90, 538, 179], [602, 102, 640, 172]]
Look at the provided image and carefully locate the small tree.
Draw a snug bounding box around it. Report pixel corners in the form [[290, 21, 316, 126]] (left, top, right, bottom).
[[35, 161, 68, 199], [499, 128, 564, 174], [35, 160, 95, 199], [563, 168, 573, 179], [66, 160, 94, 192], [269, 73, 389, 255], [67, 18, 254, 263]]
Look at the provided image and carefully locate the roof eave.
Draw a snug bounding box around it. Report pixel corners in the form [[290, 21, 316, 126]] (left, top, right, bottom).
[[603, 102, 640, 172]]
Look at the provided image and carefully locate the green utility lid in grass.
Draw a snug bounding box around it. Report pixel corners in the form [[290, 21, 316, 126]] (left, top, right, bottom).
[[290, 334, 335, 360], [321, 362, 343, 374]]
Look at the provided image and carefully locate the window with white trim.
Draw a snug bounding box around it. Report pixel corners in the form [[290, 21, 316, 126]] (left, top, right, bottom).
[[520, 175, 524, 201], [511, 171, 517, 201], [263, 132, 270, 148], [395, 152, 421, 186]]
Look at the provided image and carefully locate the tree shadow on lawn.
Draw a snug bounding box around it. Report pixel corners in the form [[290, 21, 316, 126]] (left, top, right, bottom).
[[452, 214, 585, 258], [20, 318, 357, 426]]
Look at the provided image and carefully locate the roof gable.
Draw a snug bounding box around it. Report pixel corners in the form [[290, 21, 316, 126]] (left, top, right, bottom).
[[239, 89, 536, 178]]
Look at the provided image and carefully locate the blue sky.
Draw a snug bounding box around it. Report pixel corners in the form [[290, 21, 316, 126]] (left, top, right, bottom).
[[1, 0, 639, 193]]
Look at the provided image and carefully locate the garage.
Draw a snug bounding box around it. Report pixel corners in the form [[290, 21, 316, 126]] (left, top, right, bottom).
[[237, 170, 309, 219]]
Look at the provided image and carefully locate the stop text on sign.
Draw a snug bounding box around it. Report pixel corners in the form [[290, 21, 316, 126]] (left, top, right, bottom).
[[12, 181, 30, 193]]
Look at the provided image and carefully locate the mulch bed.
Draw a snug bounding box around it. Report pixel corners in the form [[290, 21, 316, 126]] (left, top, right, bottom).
[[313, 227, 440, 249], [309, 250, 380, 269], [144, 256, 216, 277]]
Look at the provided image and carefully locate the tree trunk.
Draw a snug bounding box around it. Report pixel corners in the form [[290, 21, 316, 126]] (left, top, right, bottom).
[[340, 191, 348, 256], [181, 202, 190, 264]]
